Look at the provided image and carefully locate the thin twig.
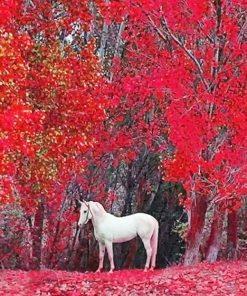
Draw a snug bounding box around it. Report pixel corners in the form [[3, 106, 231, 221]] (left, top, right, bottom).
[[147, 15, 210, 91]]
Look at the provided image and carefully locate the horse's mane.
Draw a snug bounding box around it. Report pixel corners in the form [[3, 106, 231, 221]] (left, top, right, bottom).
[[91, 201, 106, 215]]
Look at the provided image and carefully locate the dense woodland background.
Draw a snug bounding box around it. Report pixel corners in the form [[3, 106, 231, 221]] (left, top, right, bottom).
[[0, 0, 246, 272]]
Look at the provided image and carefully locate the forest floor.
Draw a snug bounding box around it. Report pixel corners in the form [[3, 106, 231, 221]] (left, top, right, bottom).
[[0, 260, 246, 295]]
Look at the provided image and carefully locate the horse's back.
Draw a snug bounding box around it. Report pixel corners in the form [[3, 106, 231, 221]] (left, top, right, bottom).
[[98, 214, 137, 243], [114, 213, 158, 240], [131, 213, 158, 238], [113, 212, 157, 227]]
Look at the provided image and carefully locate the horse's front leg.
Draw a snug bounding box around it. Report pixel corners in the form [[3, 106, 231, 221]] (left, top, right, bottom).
[[105, 241, 115, 273], [96, 242, 105, 273]]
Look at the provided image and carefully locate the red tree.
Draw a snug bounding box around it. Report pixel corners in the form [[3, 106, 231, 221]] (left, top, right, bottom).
[[0, 0, 109, 269], [98, 0, 247, 264]]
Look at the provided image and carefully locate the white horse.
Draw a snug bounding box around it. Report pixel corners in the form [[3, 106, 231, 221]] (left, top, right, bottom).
[[77, 200, 159, 273]]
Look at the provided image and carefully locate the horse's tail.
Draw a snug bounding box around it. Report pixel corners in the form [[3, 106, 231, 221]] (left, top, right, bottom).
[[151, 219, 159, 269]]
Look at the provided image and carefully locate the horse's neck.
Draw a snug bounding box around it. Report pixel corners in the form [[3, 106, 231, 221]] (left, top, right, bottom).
[[89, 201, 108, 227]]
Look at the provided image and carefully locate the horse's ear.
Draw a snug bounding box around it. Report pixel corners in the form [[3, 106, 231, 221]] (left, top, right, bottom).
[[75, 199, 82, 208]]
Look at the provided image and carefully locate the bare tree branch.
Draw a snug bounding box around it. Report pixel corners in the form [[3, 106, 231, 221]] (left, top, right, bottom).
[[147, 15, 210, 91]]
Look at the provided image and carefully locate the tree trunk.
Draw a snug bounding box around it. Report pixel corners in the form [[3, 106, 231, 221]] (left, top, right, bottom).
[[32, 197, 45, 269], [205, 209, 223, 262], [184, 194, 208, 265], [48, 194, 67, 268], [136, 176, 145, 211], [227, 210, 238, 259], [123, 239, 137, 269]]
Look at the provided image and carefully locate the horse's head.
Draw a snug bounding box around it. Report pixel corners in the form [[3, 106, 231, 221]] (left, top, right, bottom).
[[77, 200, 92, 228]]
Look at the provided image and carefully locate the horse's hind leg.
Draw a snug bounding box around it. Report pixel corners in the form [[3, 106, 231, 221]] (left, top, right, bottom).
[[150, 248, 157, 271], [150, 224, 158, 270], [142, 238, 152, 272]]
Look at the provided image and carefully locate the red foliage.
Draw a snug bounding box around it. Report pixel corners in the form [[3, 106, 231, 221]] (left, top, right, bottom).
[[0, 0, 109, 203], [0, 261, 246, 295]]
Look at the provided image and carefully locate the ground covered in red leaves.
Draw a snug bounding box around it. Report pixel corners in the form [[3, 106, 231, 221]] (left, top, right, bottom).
[[0, 261, 246, 295]]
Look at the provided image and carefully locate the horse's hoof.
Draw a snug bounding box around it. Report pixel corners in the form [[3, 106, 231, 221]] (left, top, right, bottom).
[[95, 269, 101, 273], [144, 268, 148, 272], [108, 270, 114, 274]]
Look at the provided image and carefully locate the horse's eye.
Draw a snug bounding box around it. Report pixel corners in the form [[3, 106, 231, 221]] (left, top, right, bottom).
[[84, 210, 87, 214]]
